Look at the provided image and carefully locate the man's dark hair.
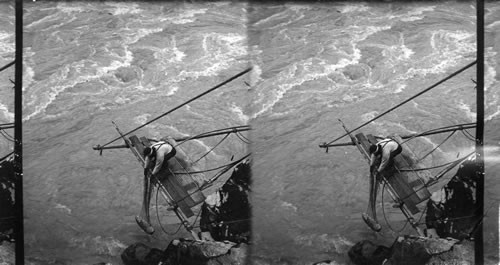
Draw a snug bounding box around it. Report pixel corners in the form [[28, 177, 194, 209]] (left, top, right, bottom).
[[143, 147, 153, 157], [369, 144, 378, 154]]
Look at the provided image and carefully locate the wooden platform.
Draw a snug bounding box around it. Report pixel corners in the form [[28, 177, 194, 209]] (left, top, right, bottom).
[[128, 135, 206, 218], [354, 133, 431, 215]]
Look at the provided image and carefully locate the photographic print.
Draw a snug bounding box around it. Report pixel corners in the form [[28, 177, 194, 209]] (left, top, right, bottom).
[[248, 1, 499, 264], [22, 1, 251, 264], [0, 1, 15, 263]]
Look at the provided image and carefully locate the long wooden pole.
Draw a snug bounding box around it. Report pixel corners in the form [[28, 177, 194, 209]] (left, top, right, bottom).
[[475, 0, 484, 263], [14, 0, 24, 263]]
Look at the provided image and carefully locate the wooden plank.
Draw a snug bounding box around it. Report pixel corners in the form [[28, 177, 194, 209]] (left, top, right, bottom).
[[355, 133, 372, 160], [365, 134, 420, 214], [391, 136, 431, 202]]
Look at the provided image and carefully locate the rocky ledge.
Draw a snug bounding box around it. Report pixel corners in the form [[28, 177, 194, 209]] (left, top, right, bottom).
[[122, 240, 248, 265], [348, 236, 473, 265]]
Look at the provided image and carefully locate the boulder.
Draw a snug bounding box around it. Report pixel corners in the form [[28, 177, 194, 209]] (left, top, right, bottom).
[[114, 66, 138, 83], [385, 236, 473, 265], [348, 237, 473, 265], [425, 160, 480, 240], [122, 240, 248, 265], [348, 240, 391, 265], [161, 239, 248, 265], [0, 241, 15, 265], [199, 161, 251, 244], [0, 159, 15, 237], [121, 242, 165, 265]]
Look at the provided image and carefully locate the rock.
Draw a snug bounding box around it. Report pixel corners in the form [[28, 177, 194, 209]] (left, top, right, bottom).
[[121, 242, 165, 265], [348, 240, 391, 265], [0, 241, 15, 265], [0, 159, 15, 237], [349, 237, 473, 265], [122, 240, 248, 265], [427, 239, 474, 265], [425, 160, 480, 240], [384, 236, 473, 265], [342, 64, 368, 81], [161, 239, 248, 265], [114, 66, 138, 83], [199, 161, 251, 244]]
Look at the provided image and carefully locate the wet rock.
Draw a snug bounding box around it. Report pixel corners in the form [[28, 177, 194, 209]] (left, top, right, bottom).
[[161, 239, 248, 265], [0, 241, 14, 265], [348, 240, 391, 265], [342, 64, 368, 81], [122, 240, 248, 265], [348, 237, 473, 265], [0, 159, 15, 237], [114, 66, 138, 83], [385, 236, 473, 265], [425, 160, 480, 240], [199, 161, 251, 244], [121, 242, 165, 265]]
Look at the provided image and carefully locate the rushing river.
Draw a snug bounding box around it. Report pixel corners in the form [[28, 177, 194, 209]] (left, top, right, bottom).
[[249, 2, 500, 264], [0, 2, 15, 156], [0, 1, 499, 264], [22, 2, 249, 264]]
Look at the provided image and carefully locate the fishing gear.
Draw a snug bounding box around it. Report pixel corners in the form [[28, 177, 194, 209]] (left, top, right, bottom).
[[92, 68, 252, 239]]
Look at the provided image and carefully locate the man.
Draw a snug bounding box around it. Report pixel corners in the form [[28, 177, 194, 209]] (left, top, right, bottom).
[[362, 137, 402, 232], [369, 137, 402, 175], [135, 140, 177, 235]]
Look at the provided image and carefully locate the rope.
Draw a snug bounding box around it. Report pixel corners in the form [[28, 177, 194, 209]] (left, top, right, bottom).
[[0, 151, 13, 162], [170, 154, 250, 205], [0, 61, 15, 73], [323, 61, 477, 146], [235, 131, 251, 144], [0, 130, 15, 142], [0, 123, 14, 129], [461, 129, 476, 141], [192, 218, 251, 229], [381, 182, 409, 233], [155, 183, 183, 236], [394, 152, 474, 205], [417, 131, 456, 163], [192, 133, 230, 164], [418, 214, 479, 225], [398, 123, 475, 146], [99, 68, 252, 148], [169, 125, 250, 148], [172, 157, 243, 175], [190, 207, 203, 228]]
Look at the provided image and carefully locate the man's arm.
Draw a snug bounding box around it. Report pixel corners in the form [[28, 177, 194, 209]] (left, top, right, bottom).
[[377, 150, 390, 173], [152, 150, 164, 175], [369, 153, 376, 167]]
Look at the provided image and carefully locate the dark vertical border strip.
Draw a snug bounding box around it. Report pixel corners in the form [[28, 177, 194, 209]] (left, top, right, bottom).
[[14, 0, 23, 263], [475, 0, 484, 264]]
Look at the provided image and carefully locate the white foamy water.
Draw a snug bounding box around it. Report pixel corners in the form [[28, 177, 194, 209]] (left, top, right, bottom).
[[249, 2, 500, 264], [23, 2, 249, 264]]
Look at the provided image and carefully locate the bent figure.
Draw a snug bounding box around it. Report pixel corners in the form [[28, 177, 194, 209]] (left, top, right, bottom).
[[369, 138, 402, 174], [136, 140, 177, 235], [362, 138, 402, 232]]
